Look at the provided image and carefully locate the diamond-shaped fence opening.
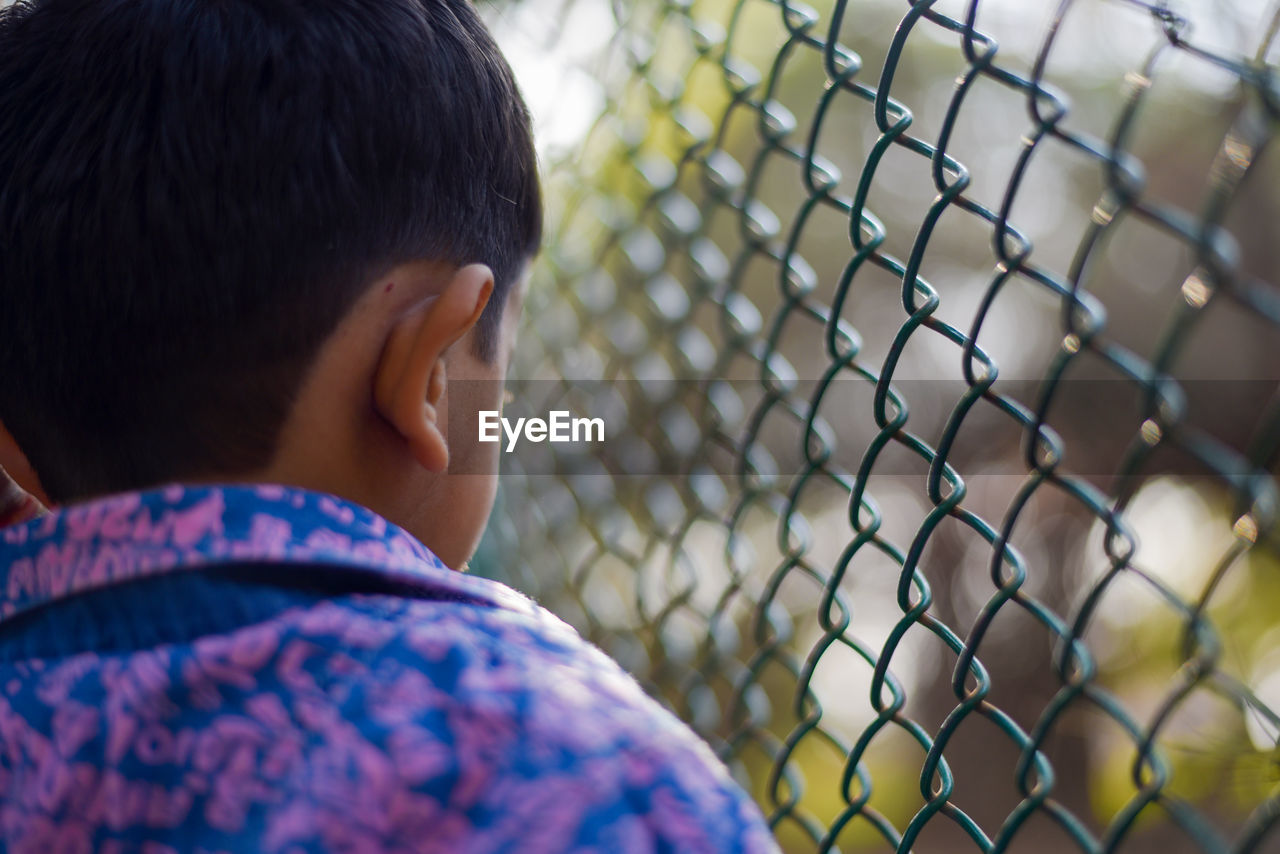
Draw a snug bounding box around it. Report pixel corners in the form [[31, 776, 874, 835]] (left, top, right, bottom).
[[476, 1, 1280, 851]]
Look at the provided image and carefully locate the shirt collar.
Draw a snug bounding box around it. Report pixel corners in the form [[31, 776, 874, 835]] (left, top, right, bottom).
[[0, 483, 532, 624]]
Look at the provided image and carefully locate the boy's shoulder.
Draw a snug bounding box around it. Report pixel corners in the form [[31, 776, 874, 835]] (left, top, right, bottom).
[[0, 483, 779, 852], [263, 588, 777, 850]]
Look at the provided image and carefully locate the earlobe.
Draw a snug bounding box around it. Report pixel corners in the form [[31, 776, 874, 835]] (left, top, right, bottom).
[[373, 264, 494, 473]]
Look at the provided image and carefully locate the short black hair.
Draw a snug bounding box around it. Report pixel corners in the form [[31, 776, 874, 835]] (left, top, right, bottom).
[[0, 0, 542, 502]]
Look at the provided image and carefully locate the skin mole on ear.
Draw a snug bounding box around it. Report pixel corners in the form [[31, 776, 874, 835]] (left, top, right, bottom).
[[385, 282, 395, 293]]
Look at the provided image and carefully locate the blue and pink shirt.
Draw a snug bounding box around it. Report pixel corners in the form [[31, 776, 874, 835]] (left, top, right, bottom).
[[0, 484, 777, 852]]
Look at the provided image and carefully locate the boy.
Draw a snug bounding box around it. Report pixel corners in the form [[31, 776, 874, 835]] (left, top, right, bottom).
[[0, 0, 778, 850]]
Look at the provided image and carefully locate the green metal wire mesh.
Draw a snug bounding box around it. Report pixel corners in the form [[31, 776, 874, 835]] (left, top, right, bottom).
[[480, 0, 1280, 851]]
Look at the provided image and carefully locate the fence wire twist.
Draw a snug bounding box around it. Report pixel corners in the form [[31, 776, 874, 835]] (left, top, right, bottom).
[[483, 0, 1280, 851]]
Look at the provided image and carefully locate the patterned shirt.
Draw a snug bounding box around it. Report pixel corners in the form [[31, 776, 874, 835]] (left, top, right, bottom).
[[0, 484, 777, 852]]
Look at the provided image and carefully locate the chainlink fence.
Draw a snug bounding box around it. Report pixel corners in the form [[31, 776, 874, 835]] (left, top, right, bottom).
[[477, 0, 1280, 851]]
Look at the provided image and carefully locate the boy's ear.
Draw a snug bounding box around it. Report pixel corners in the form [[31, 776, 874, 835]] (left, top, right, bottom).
[[373, 264, 493, 472], [0, 419, 48, 507]]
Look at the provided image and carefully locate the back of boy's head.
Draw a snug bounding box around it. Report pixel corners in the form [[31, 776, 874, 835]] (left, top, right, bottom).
[[0, 0, 542, 503]]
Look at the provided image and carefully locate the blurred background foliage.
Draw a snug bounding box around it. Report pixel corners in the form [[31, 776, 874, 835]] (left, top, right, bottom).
[[473, 0, 1280, 851]]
